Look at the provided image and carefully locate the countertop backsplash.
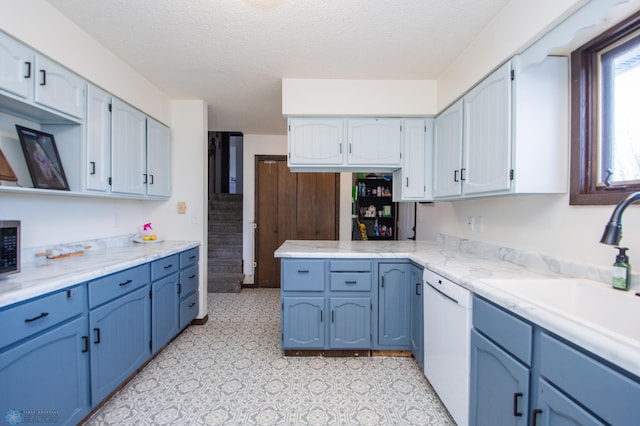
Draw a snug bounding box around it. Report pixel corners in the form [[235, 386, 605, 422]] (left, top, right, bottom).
[[436, 233, 639, 292]]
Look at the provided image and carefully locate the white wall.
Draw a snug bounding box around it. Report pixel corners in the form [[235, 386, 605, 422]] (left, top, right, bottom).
[[416, 194, 640, 271], [282, 79, 437, 116], [415, 0, 640, 272], [0, 0, 171, 124], [0, 2, 209, 316]]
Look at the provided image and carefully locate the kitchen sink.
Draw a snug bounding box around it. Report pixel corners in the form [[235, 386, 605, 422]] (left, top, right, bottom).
[[480, 278, 640, 342]]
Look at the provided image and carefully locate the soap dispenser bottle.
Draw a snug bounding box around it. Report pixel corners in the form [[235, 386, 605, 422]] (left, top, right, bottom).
[[612, 246, 631, 291]]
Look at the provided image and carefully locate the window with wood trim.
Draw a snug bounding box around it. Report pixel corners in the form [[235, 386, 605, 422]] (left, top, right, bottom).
[[570, 10, 640, 205]]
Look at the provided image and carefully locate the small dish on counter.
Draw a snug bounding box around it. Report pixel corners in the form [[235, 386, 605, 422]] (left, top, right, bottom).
[[133, 237, 164, 244]]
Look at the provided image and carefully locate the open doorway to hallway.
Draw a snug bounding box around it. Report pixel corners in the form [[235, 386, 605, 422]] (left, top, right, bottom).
[[208, 132, 244, 293]]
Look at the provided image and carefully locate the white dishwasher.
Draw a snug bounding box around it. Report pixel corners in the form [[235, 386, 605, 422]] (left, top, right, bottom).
[[423, 269, 472, 426]]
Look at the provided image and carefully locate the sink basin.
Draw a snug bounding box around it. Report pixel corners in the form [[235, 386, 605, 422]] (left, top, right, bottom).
[[481, 278, 640, 342]]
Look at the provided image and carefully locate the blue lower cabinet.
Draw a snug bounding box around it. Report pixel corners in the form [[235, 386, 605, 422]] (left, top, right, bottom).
[[151, 273, 180, 354], [409, 265, 423, 369], [178, 258, 199, 329], [282, 297, 325, 349], [0, 315, 90, 425], [89, 285, 151, 406], [329, 297, 371, 349], [535, 379, 603, 426], [377, 263, 411, 348], [179, 292, 199, 329], [470, 329, 530, 426]]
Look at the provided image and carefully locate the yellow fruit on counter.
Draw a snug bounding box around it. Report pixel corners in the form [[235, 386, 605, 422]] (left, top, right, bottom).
[[150, 234, 157, 240], [143, 235, 151, 241]]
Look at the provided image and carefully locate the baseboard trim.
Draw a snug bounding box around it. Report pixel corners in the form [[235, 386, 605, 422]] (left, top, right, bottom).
[[191, 315, 209, 326]]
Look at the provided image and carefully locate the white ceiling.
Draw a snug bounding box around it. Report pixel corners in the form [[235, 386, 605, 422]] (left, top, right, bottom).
[[46, 0, 510, 134]]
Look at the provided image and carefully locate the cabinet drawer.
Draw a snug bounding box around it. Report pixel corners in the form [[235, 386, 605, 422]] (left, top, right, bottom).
[[152, 254, 180, 281], [89, 264, 149, 309], [282, 260, 324, 291], [180, 264, 199, 296], [473, 296, 532, 365], [329, 260, 372, 272], [0, 284, 86, 349], [330, 272, 371, 291], [180, 247, 199, 268], [179, 292, 199, 329], [539, 332, 640, 425]]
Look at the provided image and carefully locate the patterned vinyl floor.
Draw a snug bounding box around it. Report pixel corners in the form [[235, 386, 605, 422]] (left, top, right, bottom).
[[84, 288, 455, 425]]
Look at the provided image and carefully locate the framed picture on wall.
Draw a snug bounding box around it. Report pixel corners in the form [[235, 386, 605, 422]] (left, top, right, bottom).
[[15, 125, 69, 190]]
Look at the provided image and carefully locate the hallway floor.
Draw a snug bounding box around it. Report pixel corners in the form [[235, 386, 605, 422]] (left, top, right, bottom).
[[85, 289, 455, 425]]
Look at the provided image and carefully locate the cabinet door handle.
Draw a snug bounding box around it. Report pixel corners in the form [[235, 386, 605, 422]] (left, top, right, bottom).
[[344, 280, 357, 284], [297, 269, 309, 273], [24, 312, 49, 323], [454, 170, 459, 182], [416, 282, 421, 296], [331, 310, 334, 323], [339, 143, 342, 154], [406, 177, 409, 187], [320, 310, 323, 322], [119, 279, 133, 286], [460, 168, 466, 181], [143, 173, 148, 184], [164, 264, 174, 269], [381, 276, 385, 288], [89, 161, 96, 175], [24, 61, 31, 79], [188, 274, 196, 279], [532, 409, 542, 426], [188, 302, 196, 308], [93, 328, 101, 344], [189, 255, 196, 260], [149, 174, 154, 185], [177, 283, 182, 294], [39, 69, 46, 86], [349, 143, 352, 154], [82, 336, 89, 353], [513, 392, 523, 417]]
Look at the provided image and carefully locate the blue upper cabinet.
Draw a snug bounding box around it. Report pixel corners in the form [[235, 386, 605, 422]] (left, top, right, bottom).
[[0, 31, 33, 100], [33, 55, 85, 120], [377, 262, 411, 348]]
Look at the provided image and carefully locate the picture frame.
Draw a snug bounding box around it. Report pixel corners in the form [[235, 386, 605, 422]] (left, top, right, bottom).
[[15, 125, 69, 190]]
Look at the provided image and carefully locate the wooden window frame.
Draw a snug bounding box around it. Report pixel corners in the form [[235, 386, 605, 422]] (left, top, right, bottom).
[[570, 10, 640, 205]]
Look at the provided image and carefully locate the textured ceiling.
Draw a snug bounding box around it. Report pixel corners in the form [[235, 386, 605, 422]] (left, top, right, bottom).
[[46, 0, 510, 134]]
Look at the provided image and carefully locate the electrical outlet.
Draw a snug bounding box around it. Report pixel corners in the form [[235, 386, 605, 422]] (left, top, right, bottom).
[[177, 201, 187, 214], [472, 216, 484, 233]]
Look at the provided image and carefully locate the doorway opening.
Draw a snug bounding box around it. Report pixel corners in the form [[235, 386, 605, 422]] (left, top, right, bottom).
[[207, 132, 244, 293], [253, 156, 339, 287]]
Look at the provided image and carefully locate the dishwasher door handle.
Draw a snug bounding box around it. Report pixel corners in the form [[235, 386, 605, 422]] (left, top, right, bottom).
[[426, 281, 460, 305]]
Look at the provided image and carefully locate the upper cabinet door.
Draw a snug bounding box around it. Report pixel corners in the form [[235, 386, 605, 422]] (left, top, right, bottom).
[[111, 98, 146, 195], [394, 118, 433, 201], [34, 56, 85, 120], [0, 32, 33, 100], [288, 118, 344, 165], [347, 118, 401, 166], [463, 61, 512, 195], [433, 99, 463, 198], [146, 118, 171, 198], [85, 85, 111, 192]]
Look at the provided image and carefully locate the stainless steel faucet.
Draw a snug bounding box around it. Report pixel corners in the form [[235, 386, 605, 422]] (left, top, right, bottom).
[[600, 191, 640, 245]]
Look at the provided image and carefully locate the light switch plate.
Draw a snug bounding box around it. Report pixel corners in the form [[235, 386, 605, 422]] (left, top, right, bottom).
[[177, 201, 187, 214]]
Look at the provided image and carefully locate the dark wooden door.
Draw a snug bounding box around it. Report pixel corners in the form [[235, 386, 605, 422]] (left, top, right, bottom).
[[255, 156, 338, 287]]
